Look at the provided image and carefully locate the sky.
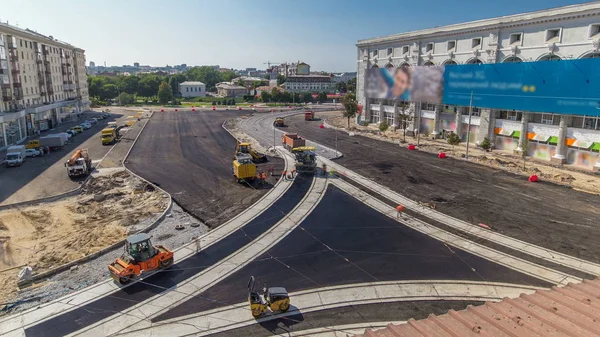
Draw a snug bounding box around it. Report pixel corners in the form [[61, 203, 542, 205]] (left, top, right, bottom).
[[1, 0, 593, 72]]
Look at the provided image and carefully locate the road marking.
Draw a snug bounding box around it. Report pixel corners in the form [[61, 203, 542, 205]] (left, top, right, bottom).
[[0, 148, 297, 337], [116, 280, 541, 336], [331, 178, 580, 286], [73, 172, 328, 337], [320, 156, 600, 277]]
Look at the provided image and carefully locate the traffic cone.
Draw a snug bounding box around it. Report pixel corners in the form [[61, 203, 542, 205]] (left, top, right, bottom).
[[438, 152, 446, 158], [319, 124, 324, 129], [528, 174, 539, 182], [408, 144, 416, 150]]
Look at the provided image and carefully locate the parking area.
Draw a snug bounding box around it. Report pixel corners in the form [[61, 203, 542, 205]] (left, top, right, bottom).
[[0, 109, 140, 205]]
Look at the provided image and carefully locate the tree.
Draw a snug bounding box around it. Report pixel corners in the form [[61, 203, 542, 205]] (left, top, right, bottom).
[[118, 75, 140, 95], [336, 81, 347, 93], [118, 92, 134, 105], [261, 91, 271, 102], [347, 77, 357, 93], [186, 66, 222, 89], [88, 76, 107, 98], [379, 120, 389, 132], [276, 74, 286, 86], [341, 93, 358, 129], [281, 91, 292, 103], [447, 131, 461, 153], [271, 87, 282, 102], [317, 92, 327, 103], [158, 81, 173, 104], [302, 92, 313, 103], [480, 137, 492, 152], [138, 75, 161, 97], [222, 71, 237, 82], [99, 84, 118, 101], [398, 101, 411, 143], [264, 73, 271, 80], [168, 73, 187, 97]]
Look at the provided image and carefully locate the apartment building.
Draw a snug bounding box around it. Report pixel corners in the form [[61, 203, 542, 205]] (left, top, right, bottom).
[[0, 22, 90, 150], [356, 3, 600, 171], [284, 75, 335, 93]]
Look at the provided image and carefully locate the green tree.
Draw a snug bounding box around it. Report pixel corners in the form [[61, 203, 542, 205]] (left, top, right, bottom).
[[447, 131, 461, 153], [118, 75, 140, 95], [118, 92, 134, 105], [88, 76, 107, 98], [276, 74, 286, 86], [281, 91, 292, 103], [347, 77, 357, 93], [222, 71, 237, 82], [379, 120, 389, 132], [271, 87, 282, 102], [158, 81, 173, 104], [341, 93, 358, 129], [138, 75, 161, 97], [398, 101, 411, 143], [317, 92, 327, 103], [264, 73, 271, 80], [99, 84, 119, 101], [261, 91, 271, 102], [480, 137, 492, 152], [336, 81, 347, 93], [302, 92, 313, 103], [186, 66, 222, 89], [168, 73, 187, 97]]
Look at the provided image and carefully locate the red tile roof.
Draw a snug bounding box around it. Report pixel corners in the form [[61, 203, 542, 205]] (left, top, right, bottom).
[[351, 278, 600, 337]]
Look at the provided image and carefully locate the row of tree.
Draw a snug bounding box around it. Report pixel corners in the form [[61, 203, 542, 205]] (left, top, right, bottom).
[[258, 88, 329, 103]]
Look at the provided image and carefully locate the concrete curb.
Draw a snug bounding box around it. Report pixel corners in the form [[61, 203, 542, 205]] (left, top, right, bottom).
[[0, 188, 82, 211], [18, 111, 174, 286]]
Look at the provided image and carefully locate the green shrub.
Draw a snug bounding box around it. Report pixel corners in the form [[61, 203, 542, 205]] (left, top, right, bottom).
[[447, 132, 461, 147], [480, 137, 492, 151], [379, 120, 389, 132]]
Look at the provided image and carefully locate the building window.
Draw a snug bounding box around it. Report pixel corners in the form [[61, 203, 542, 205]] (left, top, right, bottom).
[[186, 87, 189, 92], [372, 50, 378, 58], [472, 38, 482, 49], [589, 24, 600, 39], [24, 76, 27, 83], [539, 54, 561, 61], [402, 46, 409, 55], [545, 28, 561, 43], [20, 39, 22, 47], [447, 41, 456, 51], [583, 117, 599, 130], [387, 48, 393, 56], [425, 43, 434, 53], [506, 110, 520, 121], [509, 33, 523, 46]]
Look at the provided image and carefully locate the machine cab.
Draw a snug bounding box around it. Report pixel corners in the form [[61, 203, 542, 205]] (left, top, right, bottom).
[[126, 233, 157, 262], [236, 142, 250, 154]]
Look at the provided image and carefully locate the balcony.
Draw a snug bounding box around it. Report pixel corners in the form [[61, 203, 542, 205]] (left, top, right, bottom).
[[13, 82, 22, 88], [36, 57, 43, 64], [11, 68, 20, 76], [45, 68, 52, 75], [43, 48, 49, 55], [14, 88, 23, 100], [9, 53, 19, 62], [66, 61, 72, 67], [47, 88, 54, 95]]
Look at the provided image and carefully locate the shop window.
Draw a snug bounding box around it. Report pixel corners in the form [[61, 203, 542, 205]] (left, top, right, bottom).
[[503, 110, 521, 121], [541, 114, 554, 125], [583, 117, 599, 130]]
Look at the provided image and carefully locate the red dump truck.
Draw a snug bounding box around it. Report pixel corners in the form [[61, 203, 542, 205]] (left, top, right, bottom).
[[282, 133, 306, 152]]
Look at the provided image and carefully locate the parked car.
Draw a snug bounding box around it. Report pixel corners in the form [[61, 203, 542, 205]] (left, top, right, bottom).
[[66, 130, 76, 137], [93, 117, 102, 122], [85, 119, 97, 125], [80, 123, 92, 130], [25, 149, 41, 157], [71, 126, 83, 134], [101, 113, 109, 118]]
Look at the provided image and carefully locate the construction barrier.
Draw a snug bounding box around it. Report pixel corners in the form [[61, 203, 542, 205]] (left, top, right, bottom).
[[528, 174, 539, 182], [408, 144, 416, 150], [438, 152, 446, 158]]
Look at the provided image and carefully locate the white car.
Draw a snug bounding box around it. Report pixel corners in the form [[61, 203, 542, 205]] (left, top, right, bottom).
[[80, 123, 92, 130], [25, 149, 41, 157]]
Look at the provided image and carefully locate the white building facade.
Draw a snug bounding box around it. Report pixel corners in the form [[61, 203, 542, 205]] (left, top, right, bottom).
[[0, 22, 90, 150], [284, 75, 335, 93], [179, 81, 206, 98], [356, 3, 600, 171]]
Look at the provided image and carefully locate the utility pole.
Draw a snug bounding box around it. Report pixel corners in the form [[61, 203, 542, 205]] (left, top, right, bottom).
[[416, 101, 421, 146], [465, 91, 474, 159]]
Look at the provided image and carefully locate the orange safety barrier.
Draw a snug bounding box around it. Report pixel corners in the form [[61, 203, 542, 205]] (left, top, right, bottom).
[[565, 138, 576, 146], [527, 132, 536, 140]]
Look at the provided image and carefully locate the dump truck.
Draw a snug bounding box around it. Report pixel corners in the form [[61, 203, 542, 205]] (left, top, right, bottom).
[[108, 233, 174, 284], [282, 133, 306, 152], [5, 145, 26, 167], [235, 141, 267, 163], [40, 134, 67, 150], [304, 111, 315, 121], [274, 117, 285, 127], [292, 146, 317, 175], [233, 153, 257, 183], [65, 149, 92, 177], [101, 127, 120, 145]]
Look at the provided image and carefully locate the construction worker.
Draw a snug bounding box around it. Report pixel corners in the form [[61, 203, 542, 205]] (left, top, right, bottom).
[[261, 172, 267, 185]]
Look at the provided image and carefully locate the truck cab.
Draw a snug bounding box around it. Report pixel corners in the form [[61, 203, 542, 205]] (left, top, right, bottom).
[[5, 152, 25, 167], [101, 128, 118, 145]]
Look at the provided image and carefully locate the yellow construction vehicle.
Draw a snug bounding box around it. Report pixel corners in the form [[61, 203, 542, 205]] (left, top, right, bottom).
[[248, 276, 290, 318], [274, 117, 285, 127], [25, 140, 41, 149], [292, 146, 317, 175], [101, 127, 119, 145], [234, 141, 267, 163], [233, 153, 257, 183]]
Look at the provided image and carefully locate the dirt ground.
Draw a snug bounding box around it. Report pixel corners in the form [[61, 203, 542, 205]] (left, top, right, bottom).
[[281, 113, 600, 264], [0, 171, 169, 304], [326, 112, 600, 195], [126, 110, 284, 228]]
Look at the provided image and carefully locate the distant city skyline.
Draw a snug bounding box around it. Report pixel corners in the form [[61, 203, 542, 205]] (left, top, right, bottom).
[[1, 0, 591, 72]]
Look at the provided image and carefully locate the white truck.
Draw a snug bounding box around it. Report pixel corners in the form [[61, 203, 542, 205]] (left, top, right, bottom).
[[5, 145, 26, 167], [40, 134, 67, 150]]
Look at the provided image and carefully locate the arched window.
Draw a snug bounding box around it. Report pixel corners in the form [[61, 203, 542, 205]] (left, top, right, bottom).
[[503, 56, 522, 63], [371, 65, 379, 69], [466, 58, 483, 64], [581, 52, 600, 59], [423, 61, 435, 66], [443, 60, 457, 65], [538, 54, 561, 61], [400, 63, 410, 68], [384, 63, 394, 70]]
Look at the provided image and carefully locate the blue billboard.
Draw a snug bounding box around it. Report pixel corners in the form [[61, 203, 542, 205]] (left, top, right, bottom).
[[443, 59, 600, 117]]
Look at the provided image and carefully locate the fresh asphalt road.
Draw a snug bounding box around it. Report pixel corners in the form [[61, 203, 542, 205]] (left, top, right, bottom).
[[154, 184, 548, 322], [24, 175, 313, 337], [281, 113, 600, 264], [126, 109, 283, 228], [0, 109, 136, 205]]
